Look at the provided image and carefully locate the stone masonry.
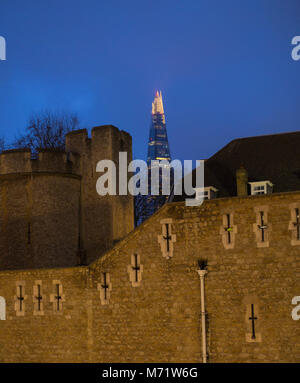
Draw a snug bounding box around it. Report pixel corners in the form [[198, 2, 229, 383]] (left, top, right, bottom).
[[0, 190, 299, 362], [0, 126, 134, 270]]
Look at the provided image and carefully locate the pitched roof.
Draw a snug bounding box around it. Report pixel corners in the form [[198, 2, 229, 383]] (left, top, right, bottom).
[[172, 130, 300, 201]]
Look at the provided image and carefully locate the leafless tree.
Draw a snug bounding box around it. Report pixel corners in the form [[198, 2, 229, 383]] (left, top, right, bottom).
[[12, 110, 79, 153], [0, 137, 6, 152]]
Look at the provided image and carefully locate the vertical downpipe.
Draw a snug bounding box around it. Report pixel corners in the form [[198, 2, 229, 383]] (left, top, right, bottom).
[[197, 268, 207, 363]]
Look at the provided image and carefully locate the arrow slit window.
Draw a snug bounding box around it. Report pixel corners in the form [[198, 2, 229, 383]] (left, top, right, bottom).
[[128, 254, 143, 287], [220, 213, 237, 249], [50, 280, 65, 313], [158, 219, 176, 259], [245, 301, 262, 342], [33, 280, 44, 315], [0, 297, 5, 320], [97, 272, 112, 305], [289, 205, 300, 246], [14, 281, 27, 316], [253, 206, 271, 247]]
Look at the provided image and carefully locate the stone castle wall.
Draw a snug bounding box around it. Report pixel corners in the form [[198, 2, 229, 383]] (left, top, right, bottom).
[[65, 125, 134, 264], [0, 266, 89, 362], [0, 126, 134, 270], [0, 149, 81, 270], [0, 191, 298, 362]]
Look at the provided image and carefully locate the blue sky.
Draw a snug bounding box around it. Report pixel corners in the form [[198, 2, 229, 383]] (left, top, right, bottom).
[[1, 0, 300, 161]]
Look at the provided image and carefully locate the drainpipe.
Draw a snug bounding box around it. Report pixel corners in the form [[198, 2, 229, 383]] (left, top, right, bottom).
[[197, 268, 207, 363]]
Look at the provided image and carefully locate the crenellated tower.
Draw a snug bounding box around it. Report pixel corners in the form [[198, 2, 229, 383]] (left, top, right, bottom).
[[0, 125, 134, 270], [66, 125, 134, 265]]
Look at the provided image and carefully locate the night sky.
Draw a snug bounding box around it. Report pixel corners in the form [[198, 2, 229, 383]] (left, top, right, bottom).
[[1, 0, 300, 162]]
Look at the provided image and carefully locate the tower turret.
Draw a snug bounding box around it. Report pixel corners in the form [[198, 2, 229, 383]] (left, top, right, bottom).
[[0, 125, 133, 270]]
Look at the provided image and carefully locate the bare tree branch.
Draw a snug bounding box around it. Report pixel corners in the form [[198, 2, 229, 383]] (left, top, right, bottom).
[[12, 110, 79, 154], [0, 137, 6, 153]]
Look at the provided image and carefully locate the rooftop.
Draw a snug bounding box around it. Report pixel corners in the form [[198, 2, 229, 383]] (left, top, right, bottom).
[[172, 130, 300, 201]]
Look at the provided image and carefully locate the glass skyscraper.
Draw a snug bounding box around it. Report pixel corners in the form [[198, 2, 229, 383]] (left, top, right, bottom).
[[147, 91, 171, 166], [135, 91, 172, 225]]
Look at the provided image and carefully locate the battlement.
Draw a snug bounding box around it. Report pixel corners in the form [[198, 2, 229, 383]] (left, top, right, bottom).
[[0, 148, 81, 176], [0, 126, 132, 178], [0, 124, 134, 270], [66, 125, 132, 158], [90, 125, 131, 142]]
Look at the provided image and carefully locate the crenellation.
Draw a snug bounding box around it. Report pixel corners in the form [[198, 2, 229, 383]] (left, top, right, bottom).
[[0, 148, 81, 176], [65, 128, 88, 155], [0, 149, 32, 174], [35, 149, 78, 175], [91, 125, 116, 159], [0, 125, 134, 270], [0, 127, 298, 363]]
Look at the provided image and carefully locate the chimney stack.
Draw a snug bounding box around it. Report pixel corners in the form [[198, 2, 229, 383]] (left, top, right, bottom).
[[236, 166, 248, 196]]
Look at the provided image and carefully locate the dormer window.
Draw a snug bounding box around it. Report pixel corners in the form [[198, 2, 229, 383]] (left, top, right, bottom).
[[249, 181, 273, 196], [194, 186, 218, 200]]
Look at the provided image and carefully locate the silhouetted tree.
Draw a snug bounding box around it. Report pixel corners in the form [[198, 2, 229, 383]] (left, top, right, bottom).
[[0, 137, 6, 153], [12, 110, 79, 153]]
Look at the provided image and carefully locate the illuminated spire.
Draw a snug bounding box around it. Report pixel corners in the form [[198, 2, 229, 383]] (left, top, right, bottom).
[[152, 90, 164, 115]]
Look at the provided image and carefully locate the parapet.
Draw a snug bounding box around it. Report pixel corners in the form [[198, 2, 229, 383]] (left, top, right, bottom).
[[66, 126, 132, 159], [91, 125, 119, 136], [0, 149, 32, 174], [65, 129, 88, 154], [0, 148, 81, 176], [0, 125, 132, 177]]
